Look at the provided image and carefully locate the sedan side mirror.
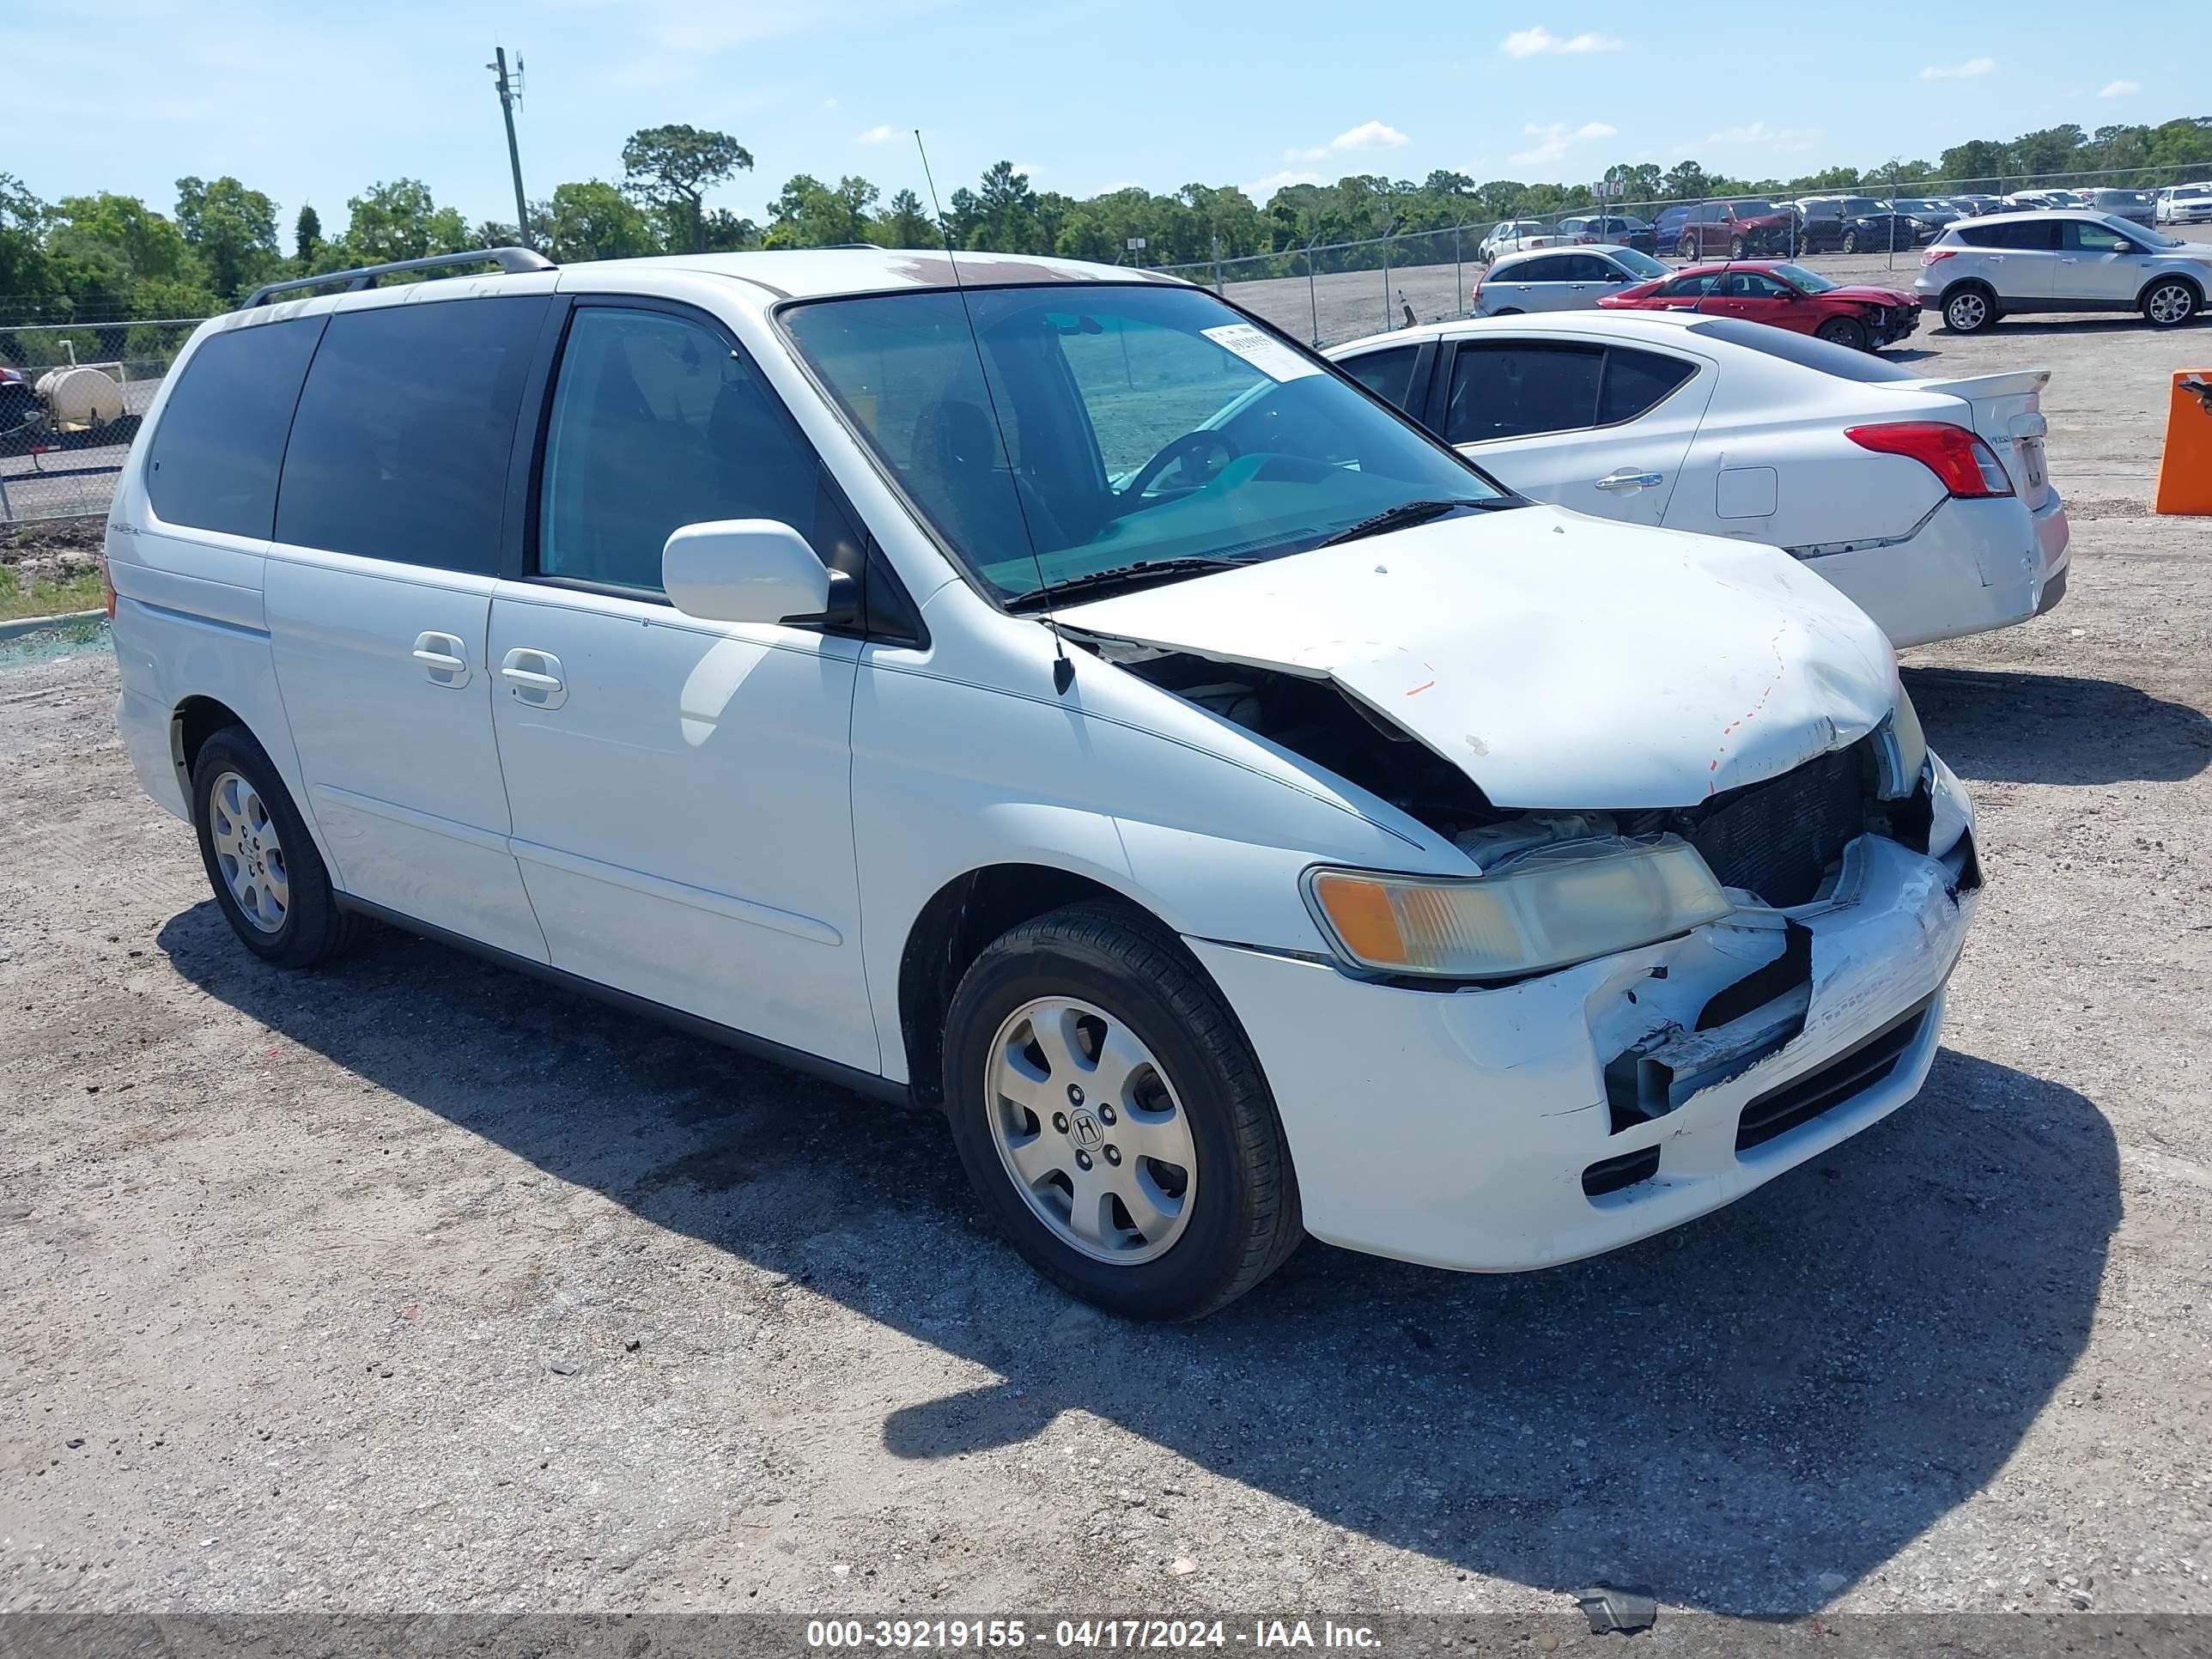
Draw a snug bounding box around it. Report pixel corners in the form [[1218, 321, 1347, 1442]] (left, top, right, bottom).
[[662, 520, 854, 627]]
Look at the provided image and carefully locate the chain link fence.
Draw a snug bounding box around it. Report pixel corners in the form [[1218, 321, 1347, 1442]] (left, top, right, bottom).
[[1, 318, 202, 525], [1156, 161, 2212, 347]]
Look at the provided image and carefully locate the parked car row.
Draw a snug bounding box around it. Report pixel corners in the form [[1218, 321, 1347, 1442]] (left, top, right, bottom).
[[112, 243, 1996, 1317]]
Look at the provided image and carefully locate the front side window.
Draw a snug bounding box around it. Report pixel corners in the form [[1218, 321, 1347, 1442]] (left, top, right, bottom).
[[1338, 343, 1420, 410], [1719, 271, 1792, 300], [146, 316, 325, 538], [276, 297, 550, 573], [1443, 342, 1603, 445], [2065, 220, 2136, 254], [538, 306, 839, 592], [781, 283, 1503, 605], [1769, 263, 1837, 293]]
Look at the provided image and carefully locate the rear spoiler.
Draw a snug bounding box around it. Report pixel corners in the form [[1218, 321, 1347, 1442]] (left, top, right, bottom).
[[1886, 368, 2051, 401]]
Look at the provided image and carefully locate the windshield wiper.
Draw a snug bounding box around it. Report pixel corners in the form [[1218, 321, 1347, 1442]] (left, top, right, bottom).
[[1315, 497, 1513, 549], [1010, 555, 1255, 611]]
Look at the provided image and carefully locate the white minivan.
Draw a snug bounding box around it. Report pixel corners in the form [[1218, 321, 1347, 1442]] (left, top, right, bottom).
[[108, 246, 1981, 1319]]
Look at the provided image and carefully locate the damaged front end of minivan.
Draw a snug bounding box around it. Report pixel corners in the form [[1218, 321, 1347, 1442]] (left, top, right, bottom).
[[1055, 509, 1982, 1270]]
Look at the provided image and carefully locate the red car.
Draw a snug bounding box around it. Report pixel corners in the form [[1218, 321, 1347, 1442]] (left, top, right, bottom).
[[1595, 260, 1921, 351]]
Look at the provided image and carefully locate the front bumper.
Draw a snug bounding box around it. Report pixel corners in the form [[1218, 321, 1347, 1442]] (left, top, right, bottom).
[[1192, 817, 1978, 1274]]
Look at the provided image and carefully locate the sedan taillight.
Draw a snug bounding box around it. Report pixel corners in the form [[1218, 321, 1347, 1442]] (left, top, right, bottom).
[[1846, 422, 2014, 498]]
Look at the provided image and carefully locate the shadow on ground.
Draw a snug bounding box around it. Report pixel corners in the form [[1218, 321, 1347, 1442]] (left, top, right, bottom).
[[1905, 665, 2212, 785], [161, 902, 2117, 1614]]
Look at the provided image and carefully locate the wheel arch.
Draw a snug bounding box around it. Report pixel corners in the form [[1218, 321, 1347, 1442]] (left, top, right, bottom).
[[897, 862, 1199, 1109], [2137, 270, 2203, 309], [171, 694, 247, 797]]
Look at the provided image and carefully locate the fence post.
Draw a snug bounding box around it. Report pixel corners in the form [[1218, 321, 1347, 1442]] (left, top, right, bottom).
[[1211, 234, 1223, 294], [1888, 164, 1899, 271], [1454, 226, 1463, 315], [0, 468, 13, 526], [1305, 246, 1319, 347], [1380, 234, 1392, 334]]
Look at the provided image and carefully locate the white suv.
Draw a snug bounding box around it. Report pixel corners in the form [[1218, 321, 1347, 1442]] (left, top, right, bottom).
[[1916, 210, 2211, 331], [106, 245, 1980, 1318]]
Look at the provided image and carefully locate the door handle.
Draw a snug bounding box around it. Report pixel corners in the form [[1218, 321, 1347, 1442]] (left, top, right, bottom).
[[500, 647, 568, 709], [411, 631, 470, 687], [1595, 470, 1664, 492]]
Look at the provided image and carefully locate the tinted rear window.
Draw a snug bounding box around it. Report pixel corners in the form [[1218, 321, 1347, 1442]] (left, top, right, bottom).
[[1340, 343, 1422, 410], [1683, 318, 1923, 383], [1598, 348, 1698, 425], [275, 297, 550, 573], [145, 317, 325, 538], [1960, 220, 2059, 251]]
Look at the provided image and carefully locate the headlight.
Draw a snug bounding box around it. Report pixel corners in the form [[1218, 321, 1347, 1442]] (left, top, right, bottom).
[[1305, 836, 1732, 980], [1891, 674, 1928, 787]]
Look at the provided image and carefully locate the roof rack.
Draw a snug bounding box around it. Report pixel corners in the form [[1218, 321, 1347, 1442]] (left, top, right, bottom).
[[242, 246, 555, 310]]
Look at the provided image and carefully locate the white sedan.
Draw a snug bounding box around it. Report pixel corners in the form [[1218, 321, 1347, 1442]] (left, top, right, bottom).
[[1328, 312, 2070, 648]]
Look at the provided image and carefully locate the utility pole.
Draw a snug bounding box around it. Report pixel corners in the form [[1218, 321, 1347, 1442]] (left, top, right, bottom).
[[488, 46, 532, 250]]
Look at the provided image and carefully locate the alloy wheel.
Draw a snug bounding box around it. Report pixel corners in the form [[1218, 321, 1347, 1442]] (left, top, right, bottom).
[[985, 996, 1198, 1266], [1947, 291, 1989, 331], [2147, 283, 2195, 325], [208, 769, 289, 933]]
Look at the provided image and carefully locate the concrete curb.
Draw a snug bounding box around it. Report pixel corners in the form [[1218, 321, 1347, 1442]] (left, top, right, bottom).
[[0, 609, 106, 644]]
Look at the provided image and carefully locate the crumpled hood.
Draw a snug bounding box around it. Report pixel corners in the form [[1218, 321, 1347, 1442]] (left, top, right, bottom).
[[1058, 505, 1900, 811]]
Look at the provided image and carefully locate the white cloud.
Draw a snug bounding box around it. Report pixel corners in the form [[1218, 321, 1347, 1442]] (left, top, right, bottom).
[[823, 97, 841, 111], [1702, 119, 1819, 152], [1920, 57, 1996, 79], [1247, 168, 1323, 197], [1286, 118, 1411, 161], [2099, 78, 2140, 97], [1499, 27, 1625, 57], [1507, 120, 1617, 167], [854, 124, 898, 145]]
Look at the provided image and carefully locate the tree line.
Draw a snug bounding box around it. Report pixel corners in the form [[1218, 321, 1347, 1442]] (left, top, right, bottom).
[[3, 114, 2207, 328]]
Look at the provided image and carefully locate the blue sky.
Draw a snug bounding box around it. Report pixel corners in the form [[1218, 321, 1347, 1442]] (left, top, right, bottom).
[[9, 0, 2203, 230]]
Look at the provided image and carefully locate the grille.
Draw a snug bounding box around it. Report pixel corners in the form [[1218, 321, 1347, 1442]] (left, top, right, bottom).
[[1689, 744, 1869, 908], [1735, 997, 1933, 1152]]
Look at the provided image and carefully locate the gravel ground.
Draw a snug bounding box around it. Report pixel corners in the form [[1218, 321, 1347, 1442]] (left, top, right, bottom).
[[2, 319, 2209, 1629]]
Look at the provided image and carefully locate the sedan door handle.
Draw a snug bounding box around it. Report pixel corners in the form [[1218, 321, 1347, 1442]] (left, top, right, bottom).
[[1595, 470, 1664, 492], [499, 647, 568, 709], [411, 631, 470, 687]]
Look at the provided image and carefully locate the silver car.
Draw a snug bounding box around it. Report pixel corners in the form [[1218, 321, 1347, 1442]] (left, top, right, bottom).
[[1471, 243, 1669, 316], [1914, 210, 2211, 331]]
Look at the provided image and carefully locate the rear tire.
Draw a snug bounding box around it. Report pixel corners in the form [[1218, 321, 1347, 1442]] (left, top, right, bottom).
[[190, 726, 356, 968], [941, 900, 1302, 1321], [1817, 316, 1870, 351], [2143, 279, 2198, 328], [1943, 284, 1996, 334]]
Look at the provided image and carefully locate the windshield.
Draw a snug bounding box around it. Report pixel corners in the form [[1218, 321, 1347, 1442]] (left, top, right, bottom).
[[2174, 186, 2212, 200], [781, 283, 1507, 605], [1729, 199, 1778, 216], [1770, 263, 1838, 293], [1611, 247, 1668, 279]]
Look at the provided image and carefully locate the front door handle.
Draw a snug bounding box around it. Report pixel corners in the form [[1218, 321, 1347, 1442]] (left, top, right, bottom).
[[500, 647, 567, 709], [1595, 470, 1664, 492], [411, 631, 470, 688]]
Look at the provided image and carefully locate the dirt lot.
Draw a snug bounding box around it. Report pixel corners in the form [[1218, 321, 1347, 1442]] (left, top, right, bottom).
[[3, 311, 2210, 1627]]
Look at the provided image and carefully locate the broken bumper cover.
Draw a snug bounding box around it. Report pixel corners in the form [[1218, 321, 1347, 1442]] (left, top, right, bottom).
[[1190, 816, 1978, 1274]]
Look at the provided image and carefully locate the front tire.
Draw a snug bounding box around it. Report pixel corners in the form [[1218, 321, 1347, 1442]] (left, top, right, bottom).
[[1841, 229, 1861, 254], [2144, 279, 2198, 328], [1943, 285, 1996, 333], [1677, 235, 1697, 259], [942, 900, 1301, 1321], [191, 726, 356, 968], [1817, 315, 1870, 351], [1729, 236, 1747, 259]]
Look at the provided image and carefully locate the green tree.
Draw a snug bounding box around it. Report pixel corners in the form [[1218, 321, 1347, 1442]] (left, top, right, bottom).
[[697, 208, 762, 252], [548, 180, 657, 262], [341, 179, 470, 264], [294, 205, 322, 266], [621, 125, 753, 253], [50, 194, 193, 284], [174, 175, 281, 298], [966, 161, 1041, 252], [872, 187, 936, 248], [0, 173, 58, 317], [763, 173, 878, 249], [1936, 138, 2013, 190]]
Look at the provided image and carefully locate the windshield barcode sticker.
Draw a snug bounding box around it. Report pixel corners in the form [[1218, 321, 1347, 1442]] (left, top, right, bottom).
[[1201, 323, 1322, 382]]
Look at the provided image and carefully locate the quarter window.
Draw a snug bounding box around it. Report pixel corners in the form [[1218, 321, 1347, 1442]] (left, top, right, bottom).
[[145, 317, 325, 538], [1597, 349, 1698, 424], [538, 306, 848, 594], [275, 297, 550, 573]]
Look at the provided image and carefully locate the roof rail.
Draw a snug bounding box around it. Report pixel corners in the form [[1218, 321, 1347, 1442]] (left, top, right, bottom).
[[241, 246, 556, 310]]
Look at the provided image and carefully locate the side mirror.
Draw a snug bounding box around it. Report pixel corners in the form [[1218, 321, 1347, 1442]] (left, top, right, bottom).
[[662, 520, 854, 627]]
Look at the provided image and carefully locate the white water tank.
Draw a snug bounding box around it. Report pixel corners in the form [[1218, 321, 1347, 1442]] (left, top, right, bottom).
[[34, 366, 125, 430]]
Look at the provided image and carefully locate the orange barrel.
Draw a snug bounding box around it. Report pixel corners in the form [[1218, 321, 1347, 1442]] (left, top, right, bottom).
[[2154, 372, 2212, 515]]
